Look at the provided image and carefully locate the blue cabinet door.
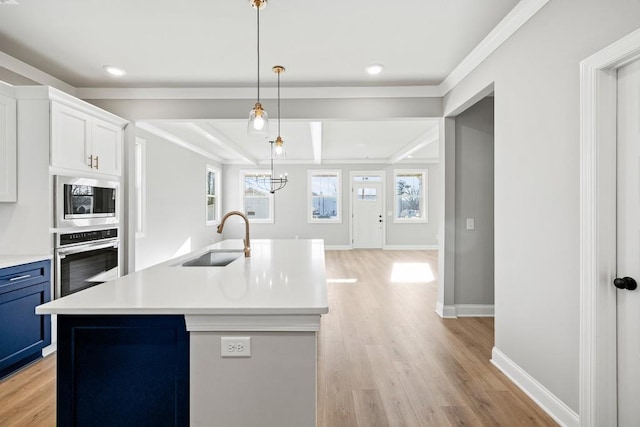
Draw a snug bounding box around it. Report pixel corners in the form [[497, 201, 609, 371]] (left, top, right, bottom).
[[57, 315, 189, 427], [0, 260, 51, 378]]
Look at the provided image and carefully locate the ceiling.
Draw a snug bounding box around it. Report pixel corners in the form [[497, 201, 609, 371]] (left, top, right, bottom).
[[0, 0, 519, 164]]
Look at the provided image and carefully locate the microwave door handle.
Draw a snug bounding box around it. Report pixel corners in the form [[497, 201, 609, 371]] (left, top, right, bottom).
[[58, 240, 119, 256]]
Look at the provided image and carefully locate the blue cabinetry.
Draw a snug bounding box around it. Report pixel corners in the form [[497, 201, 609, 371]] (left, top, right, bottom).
[[0, 259, 51, 378], [57, 315, 189, 427]]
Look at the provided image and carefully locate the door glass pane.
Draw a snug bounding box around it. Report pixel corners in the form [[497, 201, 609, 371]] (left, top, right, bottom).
[[353, 176, 381, 182], [358, 188, 377, 200]]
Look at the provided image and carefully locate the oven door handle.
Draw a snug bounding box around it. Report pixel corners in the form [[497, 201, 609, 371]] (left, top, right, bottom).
[[57, 240, 119, 258]]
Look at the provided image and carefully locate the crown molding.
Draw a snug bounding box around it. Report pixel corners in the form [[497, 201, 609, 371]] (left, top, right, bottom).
[[75, 85, 441, 100], [438, 0, 549, 96]]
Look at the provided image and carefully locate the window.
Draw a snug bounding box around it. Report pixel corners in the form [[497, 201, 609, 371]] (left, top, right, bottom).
[[134, 138, 146, 236], [241, 170, 273, 223], [308, 170, 341, 223], [394, 170, 427, 222], [206, 165, 220, 225]]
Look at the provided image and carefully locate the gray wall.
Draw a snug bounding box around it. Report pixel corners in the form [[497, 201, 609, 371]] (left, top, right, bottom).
[[134, 128, 223, 270], [222, 162, 440, 247], [454, 97, 494, 305], [443, 0, 640, 411]]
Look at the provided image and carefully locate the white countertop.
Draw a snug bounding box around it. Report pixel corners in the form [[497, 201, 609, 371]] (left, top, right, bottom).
[[36, 239, 328, 316], [0, 254, 52, 270]]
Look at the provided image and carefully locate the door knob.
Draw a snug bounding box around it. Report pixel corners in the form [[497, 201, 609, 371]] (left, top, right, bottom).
[[614, 276, 638, 291]]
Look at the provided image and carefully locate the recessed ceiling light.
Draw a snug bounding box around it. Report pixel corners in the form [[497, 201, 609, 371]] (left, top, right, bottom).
[[365, 64, 384, 75], [103, 65, 126, 77]]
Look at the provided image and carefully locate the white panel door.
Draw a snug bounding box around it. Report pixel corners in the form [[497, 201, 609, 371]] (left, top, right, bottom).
[[616, 57, 640, 426], [352, 181, 383, 248]]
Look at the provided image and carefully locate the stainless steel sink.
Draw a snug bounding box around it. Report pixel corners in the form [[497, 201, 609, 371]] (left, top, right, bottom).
[[176, 251, 243, 267]]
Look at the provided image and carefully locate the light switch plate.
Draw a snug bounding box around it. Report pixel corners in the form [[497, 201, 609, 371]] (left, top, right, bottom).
[[466, 218, 475, 230], [221, 336, 251, 357]]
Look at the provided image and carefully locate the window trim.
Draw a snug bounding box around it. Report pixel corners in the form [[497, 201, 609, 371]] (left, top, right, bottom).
[[206, 165, 221, 226], [308, 169, 342, 223], [393, 169, 428, 223], [240, 169, 274, 224]]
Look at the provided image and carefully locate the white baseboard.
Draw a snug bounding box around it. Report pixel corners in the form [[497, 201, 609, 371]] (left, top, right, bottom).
[[383, 245, 438, 250], [491, 347, 580, 427], [455, 304, 494, 317], [324, 245, 352, 250], [42, 342, 57, 357], [435, 302, 457, 318], [435, 303, 494, 318]]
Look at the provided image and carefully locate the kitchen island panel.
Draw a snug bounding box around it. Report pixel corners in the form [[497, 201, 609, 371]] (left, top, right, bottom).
[[57, 315, 189, 427]]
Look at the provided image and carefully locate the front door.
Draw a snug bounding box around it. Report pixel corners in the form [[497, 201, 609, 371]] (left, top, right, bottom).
[[352, 179, 383, 248], [616, 56, 640, 426]]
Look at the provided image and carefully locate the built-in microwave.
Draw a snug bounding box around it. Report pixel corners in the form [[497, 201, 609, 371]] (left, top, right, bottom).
[[55, 176, 119, 228]]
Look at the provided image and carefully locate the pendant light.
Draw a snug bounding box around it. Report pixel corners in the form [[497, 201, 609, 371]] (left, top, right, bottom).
[[273, 65, 285, 155], [255, 65, 288, 194], [247, 0, 269, 137]]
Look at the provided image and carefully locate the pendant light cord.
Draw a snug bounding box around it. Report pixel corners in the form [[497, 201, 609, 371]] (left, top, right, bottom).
[[277, 70, 281, 136], [256, 5, 261, 103]]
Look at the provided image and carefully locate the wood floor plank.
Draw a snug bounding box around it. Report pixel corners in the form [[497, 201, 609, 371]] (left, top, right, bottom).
[[352, 389, 390, 427], [319, 340, 359, 427], [0, 355, 56, 426], [365, 344, 421, 427], [441, 405, 486, 426], [393, 361, 452, 426]]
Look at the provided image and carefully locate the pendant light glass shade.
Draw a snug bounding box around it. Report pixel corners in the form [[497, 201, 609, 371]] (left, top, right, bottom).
[[248, 102, 270, 136]]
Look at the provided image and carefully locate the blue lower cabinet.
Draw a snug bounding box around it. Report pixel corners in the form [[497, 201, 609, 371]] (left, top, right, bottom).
[[57, 315, 190, 427], [0, 260, 51, 378]]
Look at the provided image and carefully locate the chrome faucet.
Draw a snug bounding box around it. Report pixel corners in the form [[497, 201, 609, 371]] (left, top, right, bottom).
[[217, 211, 251, 257]]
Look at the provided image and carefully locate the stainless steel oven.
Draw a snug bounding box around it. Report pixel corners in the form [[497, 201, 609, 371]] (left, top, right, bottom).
[[54, 228, 119, 298], [55, 176, 119, 228]]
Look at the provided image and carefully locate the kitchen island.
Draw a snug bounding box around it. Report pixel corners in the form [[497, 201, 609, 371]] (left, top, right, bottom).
[[36, 239, 329, 427]]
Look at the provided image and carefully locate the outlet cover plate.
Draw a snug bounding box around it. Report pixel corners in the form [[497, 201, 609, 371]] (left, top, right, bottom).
[[221, 336, 251, 357]]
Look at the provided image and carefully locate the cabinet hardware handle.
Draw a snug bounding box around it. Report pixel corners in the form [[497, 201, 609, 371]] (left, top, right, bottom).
[[88, 155, 94, 169], [94, 156, 99, 169], [9, 274, 31, 282]]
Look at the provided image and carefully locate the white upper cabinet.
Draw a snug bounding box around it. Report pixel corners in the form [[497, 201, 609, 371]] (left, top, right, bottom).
[[0, 91, 17, 202], [51, 101, 123, 176]]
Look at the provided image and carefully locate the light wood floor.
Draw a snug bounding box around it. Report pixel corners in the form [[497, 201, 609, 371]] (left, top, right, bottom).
[[0, 249, 557, 426], [318, 249, 557, 426]]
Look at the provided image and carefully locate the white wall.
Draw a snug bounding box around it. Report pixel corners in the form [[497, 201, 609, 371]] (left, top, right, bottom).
[[134, 128, 223, 270], [454, 97, 494, 305], [222, 162, 440, 248], [443, 0, 640, 412], [0, 98, 51, 255]]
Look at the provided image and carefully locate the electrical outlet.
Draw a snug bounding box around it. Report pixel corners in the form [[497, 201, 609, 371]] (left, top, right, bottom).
[[221, 337, 251, 357]]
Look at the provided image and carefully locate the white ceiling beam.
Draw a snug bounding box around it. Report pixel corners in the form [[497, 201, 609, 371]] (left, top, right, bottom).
[[136, 121, 223, 163], [387, 126, 440, 164], [0, 51, 76, 95], [76, 85, 442, 100], [310, 122, 322, 165], [184, 122, 257, 165]]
